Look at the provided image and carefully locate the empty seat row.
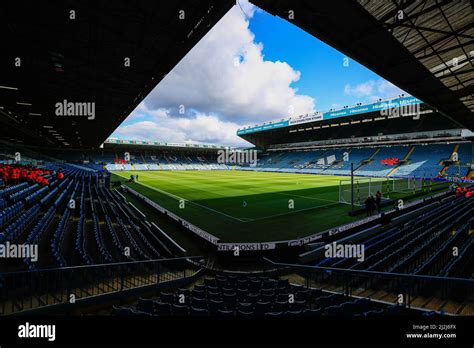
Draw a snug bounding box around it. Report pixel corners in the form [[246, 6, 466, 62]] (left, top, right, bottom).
[[110, 274, 435, 317]]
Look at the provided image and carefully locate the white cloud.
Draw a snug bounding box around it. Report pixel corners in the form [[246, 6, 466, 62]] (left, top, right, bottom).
[[138, 0, 314, 124], [112, 0, 316, 146], [344, 79, 408, 102], [114, 103, 250, 147], [344, 80, 375, 98], [375, 79, 406, 98]]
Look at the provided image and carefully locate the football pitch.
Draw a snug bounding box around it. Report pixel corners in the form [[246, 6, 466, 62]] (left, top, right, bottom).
[[112, 170, 437, 243]]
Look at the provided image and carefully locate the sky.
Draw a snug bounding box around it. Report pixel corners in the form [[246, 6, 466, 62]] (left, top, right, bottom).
[[110, 0, 406, 147]]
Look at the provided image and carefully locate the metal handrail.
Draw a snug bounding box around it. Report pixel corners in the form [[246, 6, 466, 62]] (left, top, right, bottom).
[[0, 256, 205, 315], [262, 257, 474, 285], [0, 256, 204, 276]]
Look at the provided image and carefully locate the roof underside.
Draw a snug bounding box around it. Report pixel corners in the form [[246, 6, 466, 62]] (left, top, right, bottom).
[[360, 0, 474, 118], [252, 0, 474, 130], [0, 0, 234, 148], [240, 108, 460, 148]]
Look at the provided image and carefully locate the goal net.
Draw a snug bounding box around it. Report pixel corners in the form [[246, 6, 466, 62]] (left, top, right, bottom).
[[392, 177, 423, 193], [339, 177, 430, 206], [339, 178, 384, 206]]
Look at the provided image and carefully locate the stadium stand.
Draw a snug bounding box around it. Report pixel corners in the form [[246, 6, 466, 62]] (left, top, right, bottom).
[[0, 0, 472, 334], [314, 195, 474, 278], [251, 143, 473, 179], [0, 163, 173, 271], [0, 151, 472, 316], [111, 274, 425, 317], [61, 141, 470, 181]]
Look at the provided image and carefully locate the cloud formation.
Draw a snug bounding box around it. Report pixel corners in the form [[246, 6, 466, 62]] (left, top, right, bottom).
[[113, 104, 250, 147], [112, 1, 315, 146], [344, 79, 407, 101], [144, 2, 314, 124]]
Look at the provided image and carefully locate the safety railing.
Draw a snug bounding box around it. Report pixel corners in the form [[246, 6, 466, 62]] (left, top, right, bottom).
[[263, 258, 474, 312], [0, 256, 203, 315]]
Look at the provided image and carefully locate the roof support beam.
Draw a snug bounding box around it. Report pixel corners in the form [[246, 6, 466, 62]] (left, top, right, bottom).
[[379, 0, 418, 24], [417, 40, 474, 60], [385, 0, 452, 29], [393, 23, 474, 39], [438, 67, 474, 80], [412, 22, 474, 55]]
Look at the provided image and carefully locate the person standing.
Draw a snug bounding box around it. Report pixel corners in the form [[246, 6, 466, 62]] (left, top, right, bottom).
[[369, 195, 376, 215], [365, 196, 371, 216], [375, 190, 382, 213]]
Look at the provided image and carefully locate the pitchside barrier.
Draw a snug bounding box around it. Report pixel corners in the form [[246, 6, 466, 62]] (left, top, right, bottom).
[[339, 177, 434, 206]]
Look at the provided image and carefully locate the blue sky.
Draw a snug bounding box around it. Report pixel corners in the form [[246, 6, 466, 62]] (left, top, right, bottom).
[[247, 8, 404, 111], [111, 1, 406, 146]]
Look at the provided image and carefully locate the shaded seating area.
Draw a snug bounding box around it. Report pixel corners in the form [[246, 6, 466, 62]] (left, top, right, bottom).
[[111, 275, 427, 317]]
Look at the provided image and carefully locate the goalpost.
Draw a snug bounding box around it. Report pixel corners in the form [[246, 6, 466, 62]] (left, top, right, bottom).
[[339, 178, 385, 206], [339, 176, 431, 206]]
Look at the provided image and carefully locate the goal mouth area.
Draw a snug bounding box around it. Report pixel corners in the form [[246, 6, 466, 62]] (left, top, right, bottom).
[[338, 177, 437, 206]]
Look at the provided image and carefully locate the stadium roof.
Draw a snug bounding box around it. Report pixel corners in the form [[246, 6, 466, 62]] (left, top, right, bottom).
[[237, 95, 424, 135], [238, 104, 459, 149], [252, 0, 474, 130], [0, 0, 234, 148]]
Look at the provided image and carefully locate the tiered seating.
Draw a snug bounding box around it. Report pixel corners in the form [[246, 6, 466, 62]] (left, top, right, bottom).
[[111, 275, 424, 317], [103, 214, 128, 260], [445, 143, 473, 177], [0, 201, 24, 230], [439, 226, 474, 279], [58, 148, 227, 172], [251, 143, 472, 179], [413, 217, 471, 276], [315, 195, 474, 278], [25, 206, 56, 244], [51, 202, 71, 267], [0, 162, 172, 270], [356, 147, 407, 176], [0, 203, 41, 243], [323, 148, 375, 175], [25, 185, 50, 206], [93, 214, 114, 263], [9, 184, 39, 203], [400, 144, 451, 178], [75, 215, 93, 265], [40, 187, 59, 207], [100, 187, 160, 260], [0, 182, 29, 199]]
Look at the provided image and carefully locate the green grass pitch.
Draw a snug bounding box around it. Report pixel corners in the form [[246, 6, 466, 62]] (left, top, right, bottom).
[[112, 170, 436, 243]]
